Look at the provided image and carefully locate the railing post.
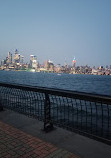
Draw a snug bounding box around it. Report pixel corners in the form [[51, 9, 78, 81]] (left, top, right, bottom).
[[0, 92, 3, 111], [44, 93, 53, 132]]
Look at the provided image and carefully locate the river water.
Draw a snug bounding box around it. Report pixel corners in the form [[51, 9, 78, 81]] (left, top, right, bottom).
[[0, 70, 111, 96]]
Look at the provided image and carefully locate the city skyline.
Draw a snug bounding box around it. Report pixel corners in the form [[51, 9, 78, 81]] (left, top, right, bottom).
[[0, 0, 111, 67], [1, 49, 111, 76], [1, 49, 111, 69], [1, 49, 75, 67]]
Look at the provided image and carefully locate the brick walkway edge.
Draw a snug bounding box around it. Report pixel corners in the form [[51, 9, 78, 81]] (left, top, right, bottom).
[[0, 121, 80, 158]]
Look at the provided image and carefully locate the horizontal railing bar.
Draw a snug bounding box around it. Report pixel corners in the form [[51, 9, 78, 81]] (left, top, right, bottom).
[[0, 82, 111, 104]]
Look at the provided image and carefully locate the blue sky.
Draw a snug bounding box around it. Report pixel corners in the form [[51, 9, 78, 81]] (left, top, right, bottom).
[[0, 0, 111, 67]]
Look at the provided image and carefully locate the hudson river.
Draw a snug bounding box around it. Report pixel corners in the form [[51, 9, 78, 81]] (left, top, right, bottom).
[[0, 70, 111, 96]]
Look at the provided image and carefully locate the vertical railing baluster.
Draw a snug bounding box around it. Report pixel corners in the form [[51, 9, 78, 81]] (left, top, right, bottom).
[[59, 96, 62, 125], [33, 92, 36, 117], [85, 100, 87, 132], [107, 104, 110, 138], [56, 97, 60, 123], [36, 92, 39, 118], [44, 93, 53, 132], [90, 102, 92, 134], [9, 88, 12, 108], [23, 90, 26, 114], [40, 93, 43, 119], [0, 90, 3, 111], [80, 100, 82, 130], [67, 98, 70, 129], [75, 99, 78, 128], [71, 98, 74, 128], [63, 97, 65, 124], [95, 102, 98, 135], [101, 102, 103, 137], [29, 91, 31, 116]]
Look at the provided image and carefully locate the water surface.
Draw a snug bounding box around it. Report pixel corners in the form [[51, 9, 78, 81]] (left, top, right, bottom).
[[0, 70, 111, 96]]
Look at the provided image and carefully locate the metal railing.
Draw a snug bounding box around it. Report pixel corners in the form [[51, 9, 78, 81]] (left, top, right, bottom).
[[0, 82, 111, 145]]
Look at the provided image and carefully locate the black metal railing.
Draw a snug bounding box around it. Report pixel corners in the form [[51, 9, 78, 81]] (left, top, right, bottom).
[[0, 82, 111, 145]]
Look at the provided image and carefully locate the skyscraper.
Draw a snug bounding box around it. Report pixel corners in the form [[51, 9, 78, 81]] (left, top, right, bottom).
[[30, 55, 38, 69], [13, 49, 20, 65], [72, 57, 76, 74], [72, 57, 76, 68], [6, 52, 12, 65]]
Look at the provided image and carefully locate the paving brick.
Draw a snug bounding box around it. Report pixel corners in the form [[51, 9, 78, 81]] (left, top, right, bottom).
[[0, 120, 80, 158], [12, 154, 20, 158]]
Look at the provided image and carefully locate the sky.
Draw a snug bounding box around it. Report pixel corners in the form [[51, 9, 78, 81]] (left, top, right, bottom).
[[0, 0, 111, 67]]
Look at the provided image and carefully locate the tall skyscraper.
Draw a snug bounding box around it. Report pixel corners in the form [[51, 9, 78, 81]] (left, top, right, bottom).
[[72, 57, 76, 68], [30, 55, 38, 69], [6, 52, 12, 65], [13, 49, 20, 65]]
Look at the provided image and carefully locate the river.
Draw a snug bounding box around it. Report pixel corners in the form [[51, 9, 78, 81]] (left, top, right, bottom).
[[0, 70, 111, 96]]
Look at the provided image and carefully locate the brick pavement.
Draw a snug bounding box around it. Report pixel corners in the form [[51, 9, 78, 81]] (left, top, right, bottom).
[[0, 121, 80, 158]]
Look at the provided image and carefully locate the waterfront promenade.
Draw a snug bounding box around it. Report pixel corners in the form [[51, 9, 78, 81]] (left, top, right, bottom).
[[0, 109, 111, 158]]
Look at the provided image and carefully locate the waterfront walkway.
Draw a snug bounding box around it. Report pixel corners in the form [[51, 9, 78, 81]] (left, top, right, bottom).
[[0, 121, 77, 158], [0, 109, 111, 158]]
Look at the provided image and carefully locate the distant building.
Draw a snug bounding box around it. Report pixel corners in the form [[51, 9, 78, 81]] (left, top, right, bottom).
[[106, 65, 108, 69], [1, 60, 4, 66], [72, 57, 76, 68], [6, 52, 12, 65], [48, 60, 54, 71], [92, 68, 98, 75], [72, 57, 76, 74], [13, 49, 20, 65], [44, 60, 54, 72], [30, 55, 39, 69], [20, 56, 24, 65], [44, 60, 49, 70], [54, 64, 62, 73], [99, 66, 103, 70]]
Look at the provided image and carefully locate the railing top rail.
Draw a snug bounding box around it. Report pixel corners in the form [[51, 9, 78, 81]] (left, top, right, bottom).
[[0, 82, 111, 104]]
